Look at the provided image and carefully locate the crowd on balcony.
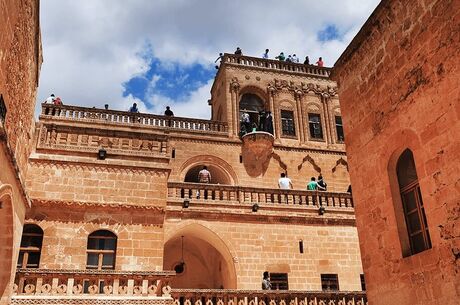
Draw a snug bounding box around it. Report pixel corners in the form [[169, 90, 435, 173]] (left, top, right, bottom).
[[223, 47, 324, 67], [239, 110, 274, 137]]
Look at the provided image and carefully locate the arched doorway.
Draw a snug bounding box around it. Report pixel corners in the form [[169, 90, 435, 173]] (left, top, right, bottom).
[[239, 93, 265, 129], [184, 165, 232, 185], [163, 225, 236, 289], [0, 185, 14, 303]]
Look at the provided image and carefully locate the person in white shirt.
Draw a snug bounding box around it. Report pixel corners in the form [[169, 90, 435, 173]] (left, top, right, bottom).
[[45, 94, 55, 103], [262, 49, 269, 59], [292, 54, 299, 63], [278, 173, 293, 190]]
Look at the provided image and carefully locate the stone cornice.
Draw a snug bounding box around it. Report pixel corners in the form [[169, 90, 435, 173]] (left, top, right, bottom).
[[10, 298, 173, 305], [166, 203, 356, 227], [28, 157, 170, 175], [32, 199, 165, 212], [15, 268, 175, 277]]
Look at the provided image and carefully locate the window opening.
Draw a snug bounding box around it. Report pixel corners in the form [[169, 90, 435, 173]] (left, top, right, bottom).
[[308, 113, 323, 139], [86, 230, 117, 270], [281, 110, 295, 136], [17, 224, 43, 268], [321, 274, 339, 291]]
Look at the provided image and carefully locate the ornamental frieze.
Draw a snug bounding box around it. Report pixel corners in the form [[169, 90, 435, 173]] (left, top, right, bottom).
[[37, 124, 168, 157]]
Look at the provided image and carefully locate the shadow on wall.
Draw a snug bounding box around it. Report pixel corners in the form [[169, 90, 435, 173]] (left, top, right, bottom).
[[163, 225, 237, 289]]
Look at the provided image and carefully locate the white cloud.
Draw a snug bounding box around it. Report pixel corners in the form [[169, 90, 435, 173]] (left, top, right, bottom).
[[37, 0, 380, 117]]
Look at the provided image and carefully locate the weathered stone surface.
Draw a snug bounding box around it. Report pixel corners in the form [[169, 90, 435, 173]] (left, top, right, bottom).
[[0, 1, 41, 304], [332, 0, 460, 304]]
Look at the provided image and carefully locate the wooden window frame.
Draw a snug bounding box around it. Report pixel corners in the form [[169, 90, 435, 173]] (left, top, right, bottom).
[[400, 181, 431, 255], [17, 225, 43, 269], [308, 113, 324, 140], [280, 110, 296, 137], [86, 231, 117, 270], [335, 115, 344, 142]]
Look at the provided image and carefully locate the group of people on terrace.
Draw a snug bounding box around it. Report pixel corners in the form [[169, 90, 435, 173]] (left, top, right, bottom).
[[278, 173, 328, 191], [44, 93, 63, 105], [239, 110, 274, 137], [219, 48, 324, 67]]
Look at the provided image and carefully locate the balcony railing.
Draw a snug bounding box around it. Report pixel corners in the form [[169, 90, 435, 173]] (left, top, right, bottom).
[[40, 103, 228, 133], [222, 54, 331, 77], [172, 289, 368, 305], [168, 182, 353, 208], [12, 268, 175, 298]]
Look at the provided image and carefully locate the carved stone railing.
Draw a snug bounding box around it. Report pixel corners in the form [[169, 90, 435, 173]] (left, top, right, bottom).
[[171, 289, 368, 305], [40, 103, 228, 134], [168, 182, 353, 208], [12, 269, 175, 299], [222, 54, 331, 77]]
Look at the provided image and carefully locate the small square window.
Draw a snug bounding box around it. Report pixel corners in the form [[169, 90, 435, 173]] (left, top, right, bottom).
[[321, 274, 339, 291], [270, 273, 289, 290]]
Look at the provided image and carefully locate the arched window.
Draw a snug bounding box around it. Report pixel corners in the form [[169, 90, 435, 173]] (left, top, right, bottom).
[[17, 224, 43, 268], [396, 149, 431, 255], [86, 230, 117, 270], [239, 93, 265, 129]]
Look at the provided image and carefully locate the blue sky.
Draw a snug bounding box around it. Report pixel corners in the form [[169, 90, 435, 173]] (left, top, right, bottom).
[[38, 0, 380, 118]]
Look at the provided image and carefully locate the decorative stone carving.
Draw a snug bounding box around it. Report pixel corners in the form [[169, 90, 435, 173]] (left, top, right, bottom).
[[230, 77, 240, 92]]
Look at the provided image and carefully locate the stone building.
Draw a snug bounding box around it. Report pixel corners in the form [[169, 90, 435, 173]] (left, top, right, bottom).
[[332, 0, 460, 304], [9, 54, 366, 303], [0, 0, 41, 304]]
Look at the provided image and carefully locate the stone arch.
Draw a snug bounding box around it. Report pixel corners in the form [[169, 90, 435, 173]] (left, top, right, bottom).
[[306, 102, 322, 113], [330, 157, 349, 192], [179, 155, 238, 185], [238, 86, 269, 129], [163, 223, 237, 289], [0, 184, 14, 302]]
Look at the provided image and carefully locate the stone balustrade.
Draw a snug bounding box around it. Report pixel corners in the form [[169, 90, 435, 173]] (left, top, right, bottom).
[[12, 268, 175, 298], [168, 182, 353, 208], [40, 103, 228, 133], [222, 54, 331, 77], [172, 289, 368, 305]]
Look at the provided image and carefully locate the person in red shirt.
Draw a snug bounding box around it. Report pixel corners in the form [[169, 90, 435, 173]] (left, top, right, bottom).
[[316, 57, 324, 67]]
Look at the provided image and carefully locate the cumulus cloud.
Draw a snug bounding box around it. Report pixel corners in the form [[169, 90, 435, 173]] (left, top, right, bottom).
[[37, 0, 380, 118]]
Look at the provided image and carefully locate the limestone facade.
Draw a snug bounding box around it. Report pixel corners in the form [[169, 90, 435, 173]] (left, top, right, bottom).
[[0, 0, 41, 304], [18, 53, 364, 299], [332, 0, 460, 304]]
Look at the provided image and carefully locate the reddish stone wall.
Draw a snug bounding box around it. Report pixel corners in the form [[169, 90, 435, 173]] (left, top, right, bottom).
[[0, 1, 41, 304], [26, 163, 168, 207], [332, 0, 460, 304], [26, 205, 165, 271], [0, 0, 41, 177], [164, 219, 363, 290]]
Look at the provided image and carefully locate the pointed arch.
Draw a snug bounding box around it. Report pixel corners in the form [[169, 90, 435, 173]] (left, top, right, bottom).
[[331, 157, 348, 173], [297, 155, 321, 173]]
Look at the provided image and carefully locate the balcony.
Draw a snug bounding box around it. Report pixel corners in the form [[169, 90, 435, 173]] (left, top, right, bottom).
[[11, 268, 175, 305], [172, 289, 368, 305], [40, 103, 228, 134], [221, 54, 331, 77], [10, 269, 367, 305], [168, 182, 353, 211]]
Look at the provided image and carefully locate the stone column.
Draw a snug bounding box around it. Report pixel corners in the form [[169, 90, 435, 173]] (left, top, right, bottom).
[[229, 78, 240, 137], [294, 90, 305, 143], [268, 85, 277, 139], [321, 94, 333, 145]]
